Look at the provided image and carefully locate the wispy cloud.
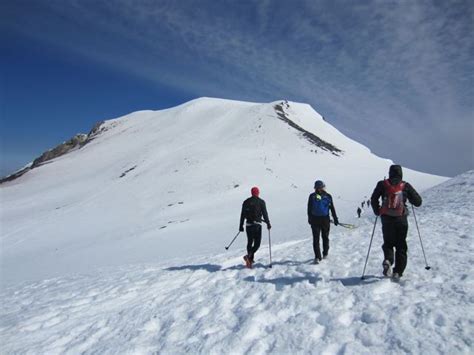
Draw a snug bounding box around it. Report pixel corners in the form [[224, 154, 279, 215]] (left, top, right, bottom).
[[2, 0, 473, 175]]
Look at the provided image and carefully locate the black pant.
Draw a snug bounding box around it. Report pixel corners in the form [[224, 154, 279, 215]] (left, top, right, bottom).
[[310, 216, 330, 260], [381, 216, 409, 275], [246, 224, 262, 261]]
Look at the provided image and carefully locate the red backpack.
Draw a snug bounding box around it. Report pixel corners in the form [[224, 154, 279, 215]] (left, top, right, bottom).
[[380, 180, 406, 216]]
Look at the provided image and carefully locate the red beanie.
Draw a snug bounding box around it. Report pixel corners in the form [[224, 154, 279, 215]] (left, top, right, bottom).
[[251, 186, 260, 197]]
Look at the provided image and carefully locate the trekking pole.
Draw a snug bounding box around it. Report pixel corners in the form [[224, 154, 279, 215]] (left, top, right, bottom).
[[412, 205, 431, 270], [361, 216, 378, 280], [339, 222, 356, 229], [225, 231, 241, 250], [268, 229, 273, 268]]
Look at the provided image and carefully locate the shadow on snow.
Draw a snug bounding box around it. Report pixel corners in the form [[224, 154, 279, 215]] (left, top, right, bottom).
[[330, 275, 384, 286], [270, 259, 314, 266], [243, 273, 323, 290], [164, 259, 314, 273], [165, 264, 222, 272], [164, 261, 381, 289]]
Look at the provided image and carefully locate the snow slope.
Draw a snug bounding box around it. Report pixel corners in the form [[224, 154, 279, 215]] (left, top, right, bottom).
[[0, 98, 446, 285], [1, 171, 472, 354]]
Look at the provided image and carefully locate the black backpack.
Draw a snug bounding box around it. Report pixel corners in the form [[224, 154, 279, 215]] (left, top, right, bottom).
[[244, 198, 262, 223]]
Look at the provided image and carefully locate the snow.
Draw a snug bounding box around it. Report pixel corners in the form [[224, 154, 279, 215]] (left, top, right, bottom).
[[1, 170, 472, 353], [0, 98, 446, 284], [1, 98, 471, 353]]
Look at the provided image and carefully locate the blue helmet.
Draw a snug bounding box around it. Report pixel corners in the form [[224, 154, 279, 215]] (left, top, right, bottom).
[[314, 180, 325, 189]]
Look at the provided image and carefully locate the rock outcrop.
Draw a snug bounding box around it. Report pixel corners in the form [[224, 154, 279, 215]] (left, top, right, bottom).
[[31, 134, 88, 168], [274, 102, 343, 156], [1, 121, 105, 183]]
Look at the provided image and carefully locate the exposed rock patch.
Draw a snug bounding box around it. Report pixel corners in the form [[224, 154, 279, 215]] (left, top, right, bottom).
[[274, 102, 343, 156], [32, 134, 88, 168], [1, 121, 106, 184], [119, 165, 137, 178]]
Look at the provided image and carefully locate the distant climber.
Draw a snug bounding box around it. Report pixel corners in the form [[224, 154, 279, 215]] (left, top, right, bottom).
[[239, 187, 271, 268], [357, 207, 362, 218], [371, 165, 422, 280], [307, 180, 338, 264]]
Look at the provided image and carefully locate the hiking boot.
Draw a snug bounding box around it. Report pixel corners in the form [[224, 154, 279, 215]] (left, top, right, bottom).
[[249, 254, 255, 264], [392, 273, 401, 281], [323, 255, 328, 260], [243, 255, 252, 269], [313, 258, 321, 264], [382, 260, 392, 277]]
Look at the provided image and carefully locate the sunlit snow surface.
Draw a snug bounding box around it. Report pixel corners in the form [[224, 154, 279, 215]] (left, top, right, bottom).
[[0, 98, 445, 284], [2, 99, 470, 354]]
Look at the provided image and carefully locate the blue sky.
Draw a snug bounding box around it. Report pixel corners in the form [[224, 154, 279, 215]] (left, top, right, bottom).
[[1, 0, 473, 177]]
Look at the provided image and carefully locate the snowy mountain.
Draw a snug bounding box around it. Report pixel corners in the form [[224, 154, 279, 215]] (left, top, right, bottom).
[[0, 98, 447, 286], [1, 165, 472, 353]]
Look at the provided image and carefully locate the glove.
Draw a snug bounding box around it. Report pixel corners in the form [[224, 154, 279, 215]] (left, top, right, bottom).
[[239, 226, 244, 232], [334, 218, 339, 226], [374, 208, 380, 216], [308, 219, 312, 225], [267, 223, 272, 230]]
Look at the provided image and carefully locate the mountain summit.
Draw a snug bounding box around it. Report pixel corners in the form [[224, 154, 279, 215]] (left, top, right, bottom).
[[1, 98, 446, 283]]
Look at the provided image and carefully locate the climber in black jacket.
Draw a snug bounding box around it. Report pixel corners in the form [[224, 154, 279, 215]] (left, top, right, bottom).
[[239, 186, 271, 267], [371, 165, 422, 279]]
